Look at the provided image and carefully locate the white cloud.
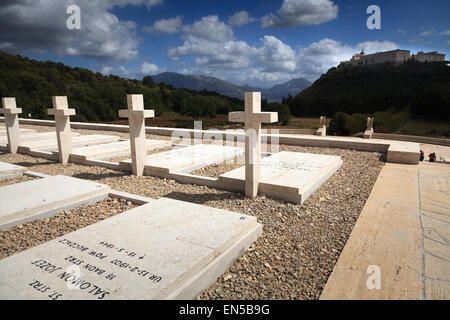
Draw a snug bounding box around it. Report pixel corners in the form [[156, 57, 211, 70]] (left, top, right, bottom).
[[169, 16, 254, 70], [98, 61, 164, 78], [440, 29, 450, 36], [397, 29, 406, 36], [0, 0, 161, 62], [140, 62, 161, 75], [295, 38, 353, 80], [182, 15, 233, 42], [256, 36, 297, 72], [261, 0, 338, 28], [447, 40, 450, 45], [356, 40, 398, 53], [169, 35, 253, 69], [227, 10, 256, 26], [143, 16, 183, 34], [418, 30, 433, 37]]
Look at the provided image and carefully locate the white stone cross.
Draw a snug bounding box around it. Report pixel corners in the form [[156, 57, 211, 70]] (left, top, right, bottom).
[[228, 92, 278, 198], [119, 94, 154, 176], [0, 97, 22, 154], [47, 96, 76, 164]]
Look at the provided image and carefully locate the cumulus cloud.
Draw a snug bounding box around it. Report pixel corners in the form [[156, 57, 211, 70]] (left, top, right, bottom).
[[143, 16, 183, 34], [140, 62, 162, 74], [182, 15, 233, 42], [169, 16, 254, 70], [295, 38, 353, 80], [356, 40, 398, 53], [439, 29, 450, 36], [397, 29, 406, 36], [261, 0, 338, 28], [0, 0, 161, 62], [169, 35, 253, 69], [418, 30, 433, 37], [227, 10, 256, 26], [255, 36, 297, 72], [99, 61, 164, 78], [168, 13, 398, 85]]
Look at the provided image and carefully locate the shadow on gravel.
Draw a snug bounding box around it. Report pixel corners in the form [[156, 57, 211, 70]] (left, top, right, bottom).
[[164, 190, 243, 204], [72, 172, 127, 181], [11, 160, 56, 167]]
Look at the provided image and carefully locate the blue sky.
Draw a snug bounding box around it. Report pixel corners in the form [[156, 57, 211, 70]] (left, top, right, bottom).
[[0, 0, 449, 87]]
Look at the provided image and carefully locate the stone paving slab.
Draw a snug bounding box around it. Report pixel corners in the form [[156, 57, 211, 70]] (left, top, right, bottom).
[[18, 134, 120, 152], [321, 162, 450, 300], [220, 151, 342, 204], [0, 162, 27, 179], [0, 197, 261, 300], [119, 144, 243, 174], [320, 164, 422, 300], [418, 162, 450, 299], [70, 139, 171, 161], [0, 175, 110, 230]]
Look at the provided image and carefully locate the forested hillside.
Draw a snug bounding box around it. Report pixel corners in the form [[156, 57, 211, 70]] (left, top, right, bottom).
[[0, 52, 245, 122], [287, 61, 450, 120]]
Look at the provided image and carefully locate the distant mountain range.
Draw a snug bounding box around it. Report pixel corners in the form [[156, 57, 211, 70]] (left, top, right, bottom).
[[152, 72, 311, 102]]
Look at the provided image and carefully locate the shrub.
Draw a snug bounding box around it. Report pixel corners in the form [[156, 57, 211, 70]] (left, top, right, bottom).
[[329, 110, 410, 136]]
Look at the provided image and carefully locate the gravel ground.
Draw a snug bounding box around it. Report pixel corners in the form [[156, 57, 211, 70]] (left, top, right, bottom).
[[0, 196, 136, 260], [191, 155, 244, 177], [0, 175, 37, 187], [0, 144, 384, 300]]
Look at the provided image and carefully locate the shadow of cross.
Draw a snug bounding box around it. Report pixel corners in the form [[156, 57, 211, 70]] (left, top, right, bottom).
[[228, 92, 278, 198], [0, 97, 22, 154], [119, 94, 154, 176], [47, 96, 76, 164]]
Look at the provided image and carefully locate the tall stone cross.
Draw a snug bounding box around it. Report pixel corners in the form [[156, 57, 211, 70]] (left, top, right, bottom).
[[0, 97, 22, 154], [229, 92, 278, 198], [119, 94, 154, 176], [47, 96, 76, 164]]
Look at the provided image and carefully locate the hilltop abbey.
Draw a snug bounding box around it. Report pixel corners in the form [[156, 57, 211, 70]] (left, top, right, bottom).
[[341, 49, 446, 66]]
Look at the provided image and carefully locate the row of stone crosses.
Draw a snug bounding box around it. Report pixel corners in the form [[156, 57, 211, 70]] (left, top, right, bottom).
[[0, 93, 276, 198], [0, 93, 375, 199]]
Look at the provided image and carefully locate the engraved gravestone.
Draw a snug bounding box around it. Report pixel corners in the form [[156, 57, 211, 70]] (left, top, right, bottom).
[[0, 198, 261, 299], [220, 151, 342, 204]]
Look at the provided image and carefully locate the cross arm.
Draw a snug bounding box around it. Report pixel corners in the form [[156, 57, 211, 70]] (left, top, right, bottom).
[[0, 107, 22, 115], [253, 112, 278, 123], [47, 108, 76, 116], [228, 111, 245, 123], [119, 109, 155, 119]]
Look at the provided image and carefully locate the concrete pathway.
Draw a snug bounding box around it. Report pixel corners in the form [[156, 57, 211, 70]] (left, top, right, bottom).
[[320, 160, 449, 300]]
